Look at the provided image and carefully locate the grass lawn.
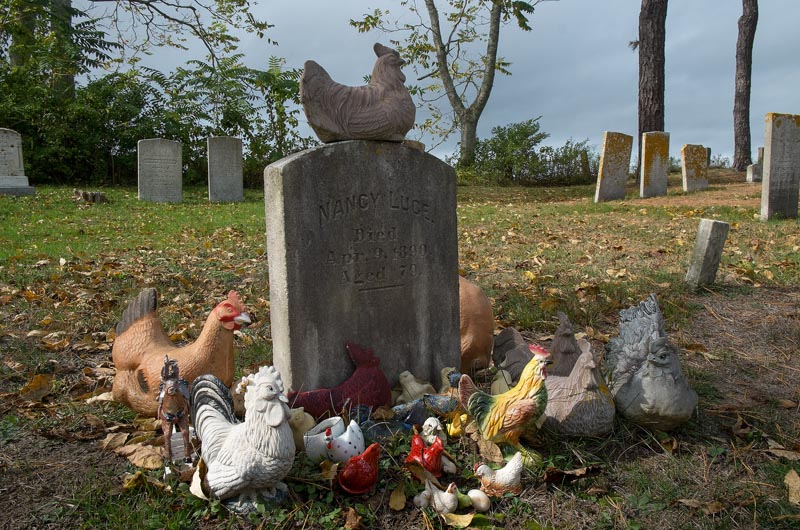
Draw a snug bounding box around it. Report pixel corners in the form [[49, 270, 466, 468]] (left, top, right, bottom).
[[0, 170, 798, 529]]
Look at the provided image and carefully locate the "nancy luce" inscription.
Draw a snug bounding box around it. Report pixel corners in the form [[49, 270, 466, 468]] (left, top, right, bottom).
[[318, 190, 433, 226]]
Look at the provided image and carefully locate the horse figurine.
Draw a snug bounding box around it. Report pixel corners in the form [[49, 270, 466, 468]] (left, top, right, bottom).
[[158, 356, 192, 463]]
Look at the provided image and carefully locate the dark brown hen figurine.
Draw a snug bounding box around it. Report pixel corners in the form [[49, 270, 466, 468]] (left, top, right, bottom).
[[300, 43, 415, 143]]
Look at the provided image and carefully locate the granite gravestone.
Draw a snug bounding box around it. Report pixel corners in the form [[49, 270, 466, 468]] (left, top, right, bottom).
[[264, 140, 460, 392], [640, 132, 670, 198], [761, 113, 800, 220], [681, 144, 708, 192], [686, 219, 729, 289], [0, 129, 35, 196], [208, 136, 244, 202], [594, 131, 633, 202], [138, 139, 182, 202]]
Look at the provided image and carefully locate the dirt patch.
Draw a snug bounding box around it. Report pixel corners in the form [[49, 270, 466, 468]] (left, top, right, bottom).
[[0, 433, 128, 530]]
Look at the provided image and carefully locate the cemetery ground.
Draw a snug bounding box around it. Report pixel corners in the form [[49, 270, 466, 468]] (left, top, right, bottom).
[[0, 170, 798, 530]]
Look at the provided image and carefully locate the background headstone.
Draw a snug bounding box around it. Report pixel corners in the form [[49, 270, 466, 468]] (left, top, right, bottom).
[[746, 163, 762, 183], [681, 144, 708, 192], [207, 136, 244, 202], [706, 147, 712, 167], [138, 139, 182, 202], [265, 140, 460, 392], [760, 113, 800, 220], [594, 131, 633, 202], [640, 131, 670, 198], [757, 146, 764, 165], [0, 128, 35, 196], [686, 218, 730, 289]]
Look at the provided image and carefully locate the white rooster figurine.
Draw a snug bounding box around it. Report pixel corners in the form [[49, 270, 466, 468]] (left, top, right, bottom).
[[191, 366, 295, 507]]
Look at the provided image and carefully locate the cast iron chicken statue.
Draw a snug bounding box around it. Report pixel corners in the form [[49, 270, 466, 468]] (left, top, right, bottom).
[[605, 294, 698, 430], [190, 366, 295, 507], [458, 347, 552, 448], [299, 43, 415, 143], [112, 288, 250, 416]]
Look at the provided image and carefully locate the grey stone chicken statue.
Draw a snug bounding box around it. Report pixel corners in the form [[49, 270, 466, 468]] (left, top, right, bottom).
[[605, 294, 698, 431], [190, 366, 295, 510], [300, 43, 416, 143], [548, 311, 582, 377]]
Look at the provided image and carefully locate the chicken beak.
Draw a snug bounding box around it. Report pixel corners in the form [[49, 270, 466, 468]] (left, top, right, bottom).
[[279, 393, 288, 403], [234, 312, 251, 327]]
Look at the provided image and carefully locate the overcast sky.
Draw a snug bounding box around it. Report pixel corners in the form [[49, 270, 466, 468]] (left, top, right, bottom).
[[139, 0, 800, 163]]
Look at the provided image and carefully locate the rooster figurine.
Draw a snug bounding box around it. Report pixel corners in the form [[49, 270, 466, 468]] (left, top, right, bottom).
[[300, 43, 415, 143], [474, 451, 524, 497], [337, 443, 382, 495], [112, 288, 250, 416], [459, 348, 552, 448], [190, 366, 295, 507]]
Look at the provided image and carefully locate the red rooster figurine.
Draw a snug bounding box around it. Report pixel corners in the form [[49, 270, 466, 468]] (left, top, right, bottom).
[[337, 443, 382, 495], [405, 434, 444, 478], [287, 343, 392, 419]]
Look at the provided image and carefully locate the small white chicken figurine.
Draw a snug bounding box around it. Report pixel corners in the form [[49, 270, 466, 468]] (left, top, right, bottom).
[[395, 371, 436, 405], [190, 367, 295, 507], [474, 451, 524, 497], [324, 419, 365, 463], [413, 479, 459, 515]]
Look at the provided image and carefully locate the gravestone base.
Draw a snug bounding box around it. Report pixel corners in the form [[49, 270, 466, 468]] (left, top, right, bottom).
[[0, 180, 35, 196], [265, 140, 460, 392]]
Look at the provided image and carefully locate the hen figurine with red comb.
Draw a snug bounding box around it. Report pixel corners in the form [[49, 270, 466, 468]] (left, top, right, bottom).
[[112, 288, 250, 416]]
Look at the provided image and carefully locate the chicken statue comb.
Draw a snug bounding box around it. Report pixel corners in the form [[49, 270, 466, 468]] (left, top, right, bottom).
[[236, 365, 285, 395], [227, 290, 245, 312]]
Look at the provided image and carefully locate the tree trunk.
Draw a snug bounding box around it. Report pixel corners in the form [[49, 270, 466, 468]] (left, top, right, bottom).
[[425, 0, 502, 169], [637, 0, 668, 174], [733, 0, 758, 171], [9, 5, 37, 67], [51, 0, 76, 100], [458, 109, 479, 168]]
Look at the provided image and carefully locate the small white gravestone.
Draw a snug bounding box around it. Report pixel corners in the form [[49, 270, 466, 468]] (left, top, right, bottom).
[[594, 131, 633, 202], [686, 219, 730, 289], [640, 131, 669, 198], [138, 139, 182, 202], [681, 144, 708, 192], [0, 128, 35, 196], [207, 136, 243, 202], [760, 113, 800, 221], [746, 163, 762, 183]]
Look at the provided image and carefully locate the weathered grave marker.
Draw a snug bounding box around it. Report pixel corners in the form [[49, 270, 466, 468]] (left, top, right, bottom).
[[757, 146, 764, 165], [746, 163, 762, 183], [640, 131, 669, 198], [0, 128, 35, 196], [138, 139, 182, 202], [681, 144, 708, 192], [594, 131, 633, 202], [760, 113, 800, 220], [264, 140, 460, 392], [208, 136, 244, 202], [686, 219, 730, 289]]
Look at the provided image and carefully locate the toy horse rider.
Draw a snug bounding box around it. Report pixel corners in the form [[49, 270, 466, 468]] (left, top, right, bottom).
[[158, 356, 192, 463]]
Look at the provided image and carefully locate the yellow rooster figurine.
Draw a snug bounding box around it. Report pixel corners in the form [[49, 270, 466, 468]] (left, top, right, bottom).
[[458, 346, 552, 448]]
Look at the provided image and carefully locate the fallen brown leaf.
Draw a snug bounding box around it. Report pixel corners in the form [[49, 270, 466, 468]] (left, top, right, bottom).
[[441, 513, 475, 528], [18, 373, 53, 402], [344, 507, 363, 529], [389, 483, 406, 511], [115, 443, 164, 469], [543, 465, 599, 484], [99, 432, 129, 450], [319, 460, 339, 481], [785, 469, 800, 505]]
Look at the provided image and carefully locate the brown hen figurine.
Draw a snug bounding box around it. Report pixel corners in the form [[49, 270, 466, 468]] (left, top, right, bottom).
[[300, 43, 415, 143], [112, 289, 250, 416]]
